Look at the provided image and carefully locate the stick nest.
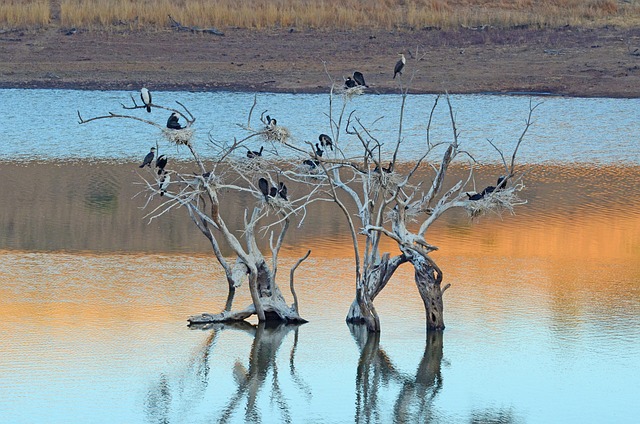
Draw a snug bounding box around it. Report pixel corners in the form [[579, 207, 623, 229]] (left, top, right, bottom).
[[262, 125, 291, 143], [163, 128, 194, 145], [464, 188, 524, 219], [335, 85, 365, 100]]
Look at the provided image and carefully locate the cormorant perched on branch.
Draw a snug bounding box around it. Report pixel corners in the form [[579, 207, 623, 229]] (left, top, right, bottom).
[[166, 112, 183, 129], [344, 77, 356, 88], [278, 182, 288, 201], [353, 71, 368, 87], [155, 155, 167, 175], [303, 159, 319, 169], [481, 176, 509, 196], [140, 87, 152, 113], [315, 143, 324, 157], [467, 192, 484, 201], [247, 146, 264, 159], [394, 53, 406, 79], [319, 134, 333, 151], [160, 173, 170, 196], [258, 178, 269, 199], [139, 147, 155, 168]]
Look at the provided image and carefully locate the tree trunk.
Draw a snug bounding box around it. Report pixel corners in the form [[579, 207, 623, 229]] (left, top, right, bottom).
[[346, 253, 407, 332], [411, 253, 446, 331], [188, 258, 306, 325]]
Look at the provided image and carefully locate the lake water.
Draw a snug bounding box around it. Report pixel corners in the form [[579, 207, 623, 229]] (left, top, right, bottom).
[[0, 90, 639, 423]]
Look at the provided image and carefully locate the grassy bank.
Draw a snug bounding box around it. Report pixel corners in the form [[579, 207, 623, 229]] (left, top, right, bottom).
[[2, 0, 640, 31]]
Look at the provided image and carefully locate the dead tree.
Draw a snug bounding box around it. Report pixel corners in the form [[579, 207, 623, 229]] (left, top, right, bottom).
[[78, 92, 312, 325], [315, 64, 537, 332]]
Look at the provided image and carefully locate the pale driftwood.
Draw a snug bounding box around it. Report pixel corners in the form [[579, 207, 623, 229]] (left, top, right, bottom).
[[168, 15, 224, 36]]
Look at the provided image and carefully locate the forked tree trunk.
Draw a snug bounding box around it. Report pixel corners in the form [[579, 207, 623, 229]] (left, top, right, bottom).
[[346, 253, 407, 332], [410, 253, 447, 331]]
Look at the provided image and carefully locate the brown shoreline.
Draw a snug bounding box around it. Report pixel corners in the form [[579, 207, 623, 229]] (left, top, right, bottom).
[[2, 26, 640, 97]]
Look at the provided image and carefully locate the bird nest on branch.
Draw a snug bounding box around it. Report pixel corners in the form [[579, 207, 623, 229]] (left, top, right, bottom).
[[464, 188, 524, 219], [335, 85, 365, 100], [262, 125, 291, 143], [162, 128, 194, 146]]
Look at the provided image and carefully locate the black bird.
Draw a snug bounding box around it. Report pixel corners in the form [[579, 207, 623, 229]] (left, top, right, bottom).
[[269, 187, 277, 197], [266, 116, 277, 129], [155, 155, 167, 175], [467, 192, 484, 201], [394, 53, 406, 79], [258, 178, 270, 199], [344, 77, 357, 88], [319, 134, 333, 151], [315, 143, 324, 157], [265, 115, 271, 125], [141, 87, 152, 113], [247, 146, 264, 159], [166, 112, 183, 130], [278, 182, 288, 201], [303, 159, 319, 169], [481, 186, 496, 196], [139, 147, 156, 168], [353, 71, 368, 87], [496, 176, 508, 189], [382, 162, 393, 173]]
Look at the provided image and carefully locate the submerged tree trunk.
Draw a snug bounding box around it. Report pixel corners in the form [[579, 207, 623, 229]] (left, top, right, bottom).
[[188, 257, 307, 326], [410, 252, 448, 331], [346, 253, 407, 332]]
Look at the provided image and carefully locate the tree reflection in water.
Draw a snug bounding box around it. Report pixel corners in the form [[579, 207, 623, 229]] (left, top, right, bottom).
[[145, 324, 518, 423], [350, 324, 443, 423], [144, 322, 309, 424]]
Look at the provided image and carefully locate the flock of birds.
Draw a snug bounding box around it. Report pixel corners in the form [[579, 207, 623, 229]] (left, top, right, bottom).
[[136, 52, 506, 203]]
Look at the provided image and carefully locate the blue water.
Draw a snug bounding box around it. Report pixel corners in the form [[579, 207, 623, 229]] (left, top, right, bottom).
[[1, 89, 638, 163], [1, 89, 639, 424]]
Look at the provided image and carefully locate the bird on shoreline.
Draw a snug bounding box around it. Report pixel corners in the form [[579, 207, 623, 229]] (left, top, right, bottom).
[[394, 53, 406, 79], [139, 147, 155, 168], [140, 87, 152, 113], [166, 112, 183, 129]]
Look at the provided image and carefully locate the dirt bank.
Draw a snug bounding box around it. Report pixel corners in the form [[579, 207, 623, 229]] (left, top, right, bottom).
[[1, 25, 640, 97]]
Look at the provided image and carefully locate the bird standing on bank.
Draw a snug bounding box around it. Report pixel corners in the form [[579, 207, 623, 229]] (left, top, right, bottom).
[[140, 87, 152, 113], [139, 147, 156, 168], [394, 53, 406, 79]]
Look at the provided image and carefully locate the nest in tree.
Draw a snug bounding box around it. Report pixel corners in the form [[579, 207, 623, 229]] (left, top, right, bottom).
[[262, 125, 291, 143], [163, 128, 194, 146], [335, 85, 365, 100], [371, 170, 403, 192], [464, 188, 523, 219]]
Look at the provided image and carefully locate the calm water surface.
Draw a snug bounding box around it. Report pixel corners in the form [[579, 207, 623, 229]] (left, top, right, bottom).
[[0, 90, 639, 423]]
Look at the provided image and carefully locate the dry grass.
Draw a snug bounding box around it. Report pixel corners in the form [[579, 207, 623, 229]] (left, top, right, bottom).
[[2, 0, 640, 30], [0, 0, 49, 29]]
